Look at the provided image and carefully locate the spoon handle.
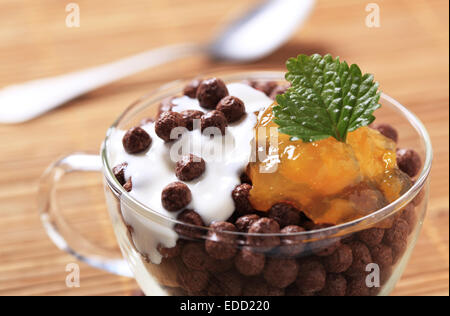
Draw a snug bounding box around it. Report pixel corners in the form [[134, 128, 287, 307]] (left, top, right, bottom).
[[0, 43, 201, 124]]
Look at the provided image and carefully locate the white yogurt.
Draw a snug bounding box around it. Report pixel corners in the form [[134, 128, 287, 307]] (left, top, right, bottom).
[[108, 83, 273, 263]]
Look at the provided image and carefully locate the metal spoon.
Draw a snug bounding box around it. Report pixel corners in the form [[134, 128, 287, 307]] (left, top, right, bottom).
[[0, 0, 315, 124]]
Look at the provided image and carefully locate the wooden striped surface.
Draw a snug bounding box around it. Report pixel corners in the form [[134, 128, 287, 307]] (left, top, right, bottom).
[[0, 0, 448, 296]]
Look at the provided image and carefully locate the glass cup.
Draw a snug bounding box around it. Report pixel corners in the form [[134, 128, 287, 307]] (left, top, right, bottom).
[[38, 71, 433, 296]]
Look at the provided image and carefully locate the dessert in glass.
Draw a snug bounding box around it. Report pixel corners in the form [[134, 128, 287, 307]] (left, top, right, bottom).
[[39, 54, 432, 296]]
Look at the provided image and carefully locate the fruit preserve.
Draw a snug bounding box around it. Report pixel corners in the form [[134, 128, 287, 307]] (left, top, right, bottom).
[[248, 104, 412, 225]]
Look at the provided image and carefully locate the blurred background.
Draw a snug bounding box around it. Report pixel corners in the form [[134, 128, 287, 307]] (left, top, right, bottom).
[[0, 0, 448, 296]]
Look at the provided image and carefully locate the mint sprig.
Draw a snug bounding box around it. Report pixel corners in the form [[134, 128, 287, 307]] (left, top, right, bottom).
[[274, 54, 381, 143]]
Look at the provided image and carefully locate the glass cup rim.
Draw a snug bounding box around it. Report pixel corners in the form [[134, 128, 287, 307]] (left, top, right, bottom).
[[101, 70, 433, 238]]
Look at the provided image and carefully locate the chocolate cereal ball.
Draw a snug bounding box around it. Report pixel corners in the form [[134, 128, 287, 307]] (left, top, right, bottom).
[[343, 182, 387, 214], [216, 96, 246, 123], [370, 244, 393, 268], [313, 238, 341, 257], [266, 286, 285, 296], [247, 218, 281, 250], [269, 84, 290, 100], [341, 234, 356, 244], [279, 225, 306, 257], [304, 226, 340, 257], [155, 111, 185, 142], [232, 184, 254, 215], [113, 162, 128, 186], [400, 204, 418, 234], [161, 182, 192, 212], [318, 274, 347, 296], [196, 78, 229, 109], [181, 242, 208, 271], [384, 218, 409, 246], [175, 209, 205, 239], [345, 241, 373, 278], [175, 154, 206, 181], [242, 279, 269, 296], [357, 227, 385, 247], [379, 265, 393, 286], [201, 110, 228, 135], [391, 238, 408, 264], [248, 80, 278, 96], [285, 285, 316, 296], [302, 221, 329, 231], [371, 123, 398, 143], [180, 109, 204, 131], [346, 276, 371, 296], [240, 171, 252, 185], [122, 127, 152, 154], [296, 259, 327, 294], [157, 240, 183, 259], [183, 79, 203, 98], [234, 247, 265, 276], [322, 244, 353, 273], [123, 178, 132, 192], [205, 222, 238, 260], [397, 148, 422, 178], [178, 269, 209, 294], [264, 258, 299, 289], [235, 214, 260, 232], [205, 257, 234, 274], [208, 271, 242, 296], [412, 184, 425, 206], [384, 219, 409, 263], [242, 278, 284, 296], [268, 202, 301, 228]]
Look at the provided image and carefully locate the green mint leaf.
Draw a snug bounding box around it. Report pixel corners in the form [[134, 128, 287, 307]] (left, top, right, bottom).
[[273, 54, 381, 142]]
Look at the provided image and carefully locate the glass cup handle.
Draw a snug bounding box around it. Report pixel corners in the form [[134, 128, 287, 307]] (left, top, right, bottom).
[[38, 153, 133, 277]]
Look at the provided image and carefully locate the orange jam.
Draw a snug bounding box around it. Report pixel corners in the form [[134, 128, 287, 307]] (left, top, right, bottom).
[[248, 104, 412, 225]]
